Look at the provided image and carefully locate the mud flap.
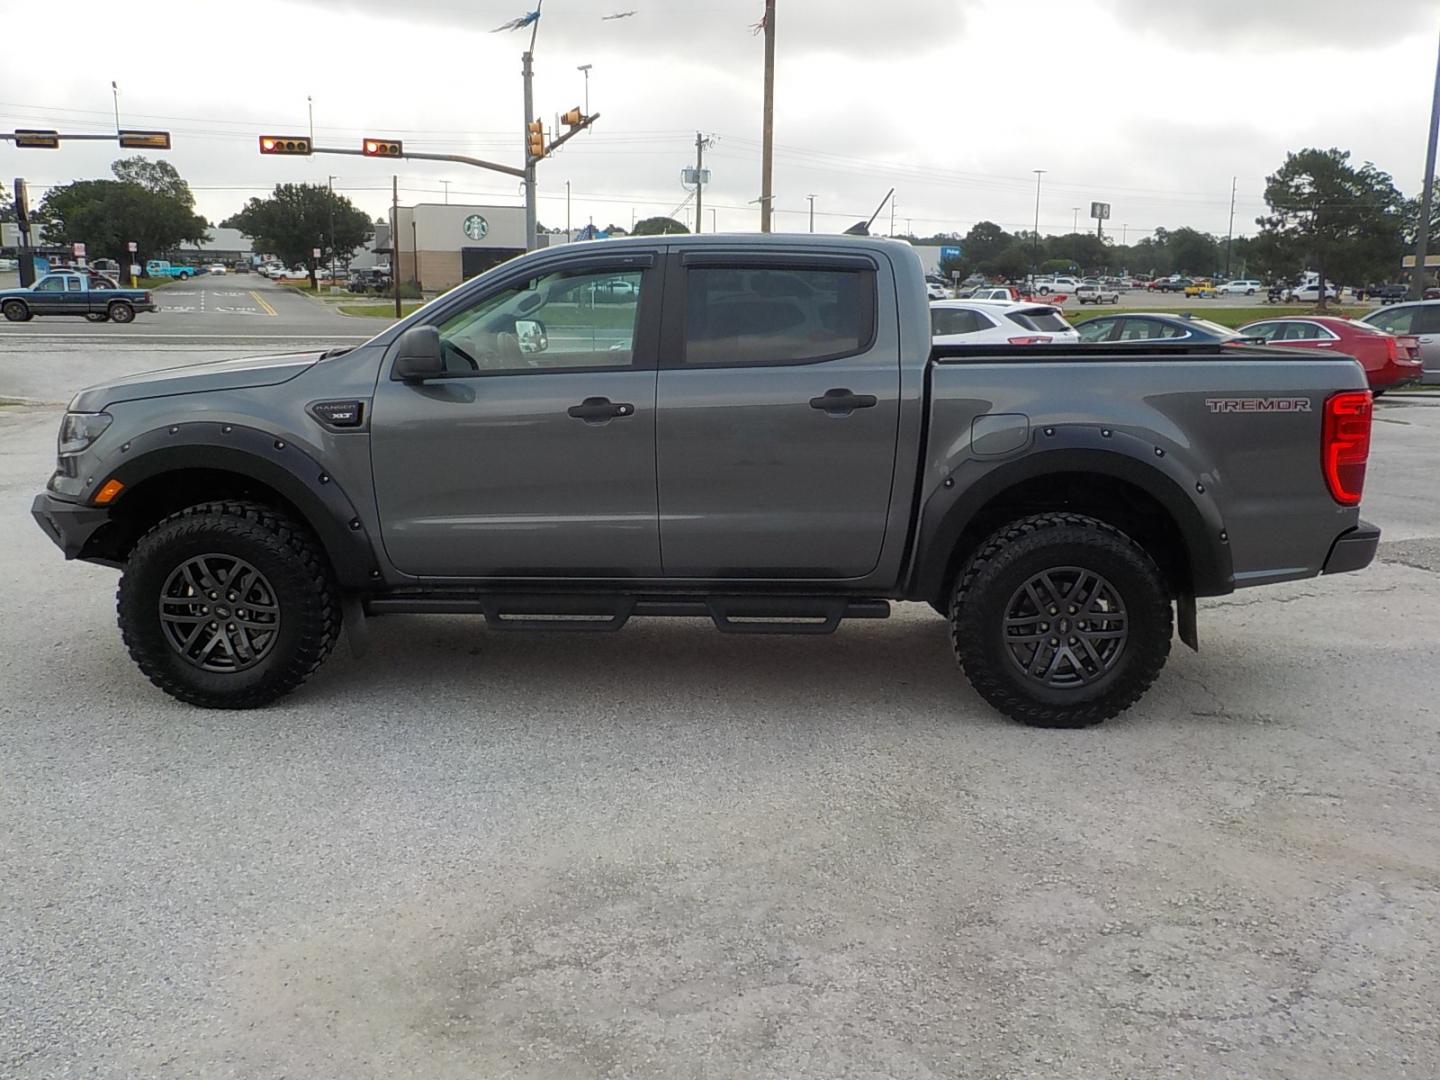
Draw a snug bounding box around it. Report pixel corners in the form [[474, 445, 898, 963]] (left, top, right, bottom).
[[1176, 594, 1198, 652], [342, 595, 370, 659]]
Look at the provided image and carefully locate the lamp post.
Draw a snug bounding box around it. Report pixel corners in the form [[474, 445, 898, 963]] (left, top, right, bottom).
[[1031, 169, 1046, 278], [577, 63, 592, 116]]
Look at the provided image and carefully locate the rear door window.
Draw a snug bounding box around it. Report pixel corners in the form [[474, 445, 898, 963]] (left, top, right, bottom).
[[1007, 308, 1068, 333], [683, 265, 876, 366], [1368, 307, 1414, 334], [1076, 318, 1117, 343], [932, 308, 991, 336], [1414, 306, 1440, 334], [1117, 318, 1185, 340]]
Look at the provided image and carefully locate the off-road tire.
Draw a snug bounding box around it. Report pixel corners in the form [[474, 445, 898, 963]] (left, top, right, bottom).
[[950, 513, 1172, 728], [2, 299, 29, 322], [117, 501, 340, 708]]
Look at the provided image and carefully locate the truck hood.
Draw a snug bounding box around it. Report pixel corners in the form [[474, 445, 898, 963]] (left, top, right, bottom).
[[69, 351, 320, 411]]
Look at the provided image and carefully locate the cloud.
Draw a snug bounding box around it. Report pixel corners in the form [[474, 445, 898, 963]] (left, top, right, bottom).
[[305, 0, 965, 60], [1103, 0, 1435, 48]]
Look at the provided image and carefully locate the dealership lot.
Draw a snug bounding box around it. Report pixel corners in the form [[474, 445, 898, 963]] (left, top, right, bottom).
[[3, 311, 1440, 1078]]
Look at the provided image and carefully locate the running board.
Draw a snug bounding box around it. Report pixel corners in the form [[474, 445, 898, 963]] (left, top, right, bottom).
[[364, 595, 890, 634]]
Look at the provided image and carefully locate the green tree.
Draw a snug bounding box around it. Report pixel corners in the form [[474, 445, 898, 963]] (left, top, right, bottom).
[[1167, 227, 1220, 277], [36, 157, 208, 264], [963, 221, 1010, 268], [222, 184, 373, 288], [1256, 148, 1405, 308], [631, 216, 689, 236], [0, 186, 12, 224], [987, 244, 1032, 282]]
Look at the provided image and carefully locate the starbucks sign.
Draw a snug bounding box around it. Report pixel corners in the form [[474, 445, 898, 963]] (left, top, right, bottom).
[[462, 214, 489, 241]]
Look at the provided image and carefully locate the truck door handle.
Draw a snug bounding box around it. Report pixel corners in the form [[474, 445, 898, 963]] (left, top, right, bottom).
[[567, 396, 634, 423], [809, 388, 878, 416]]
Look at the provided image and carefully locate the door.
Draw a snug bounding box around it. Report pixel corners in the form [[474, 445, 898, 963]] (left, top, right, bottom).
[[28, 275, 68, 314], [655, 252, 901, 579], [1368, 305, 1440, 382], [370, 257, 663, 578], [63, 274, 93, 314]]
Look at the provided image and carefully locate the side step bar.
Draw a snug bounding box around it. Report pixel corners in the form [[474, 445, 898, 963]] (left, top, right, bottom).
[[364, 594, 890, 635]]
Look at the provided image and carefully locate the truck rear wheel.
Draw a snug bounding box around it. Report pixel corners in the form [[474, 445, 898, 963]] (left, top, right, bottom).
[[949, 513, 1172, 728], [117, 501, 340, 709], [107, 302, 135, 323]]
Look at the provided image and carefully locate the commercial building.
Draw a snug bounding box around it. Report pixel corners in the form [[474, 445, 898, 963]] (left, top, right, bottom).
[[391, 203, 534, 291]]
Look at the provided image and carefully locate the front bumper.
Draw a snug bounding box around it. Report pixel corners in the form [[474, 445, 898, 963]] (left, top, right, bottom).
[[1322, 520, 1380, 576], [31, 492, 111, 561]]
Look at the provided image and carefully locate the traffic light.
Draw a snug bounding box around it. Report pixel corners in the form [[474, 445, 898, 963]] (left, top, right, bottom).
[[526, 119, 545, 160], [363, 138, 403, 157], [13, 129, 60, 149], [561, 107, 583, 127], [118, 130, 172, 150], [258, 135, 312, 155]]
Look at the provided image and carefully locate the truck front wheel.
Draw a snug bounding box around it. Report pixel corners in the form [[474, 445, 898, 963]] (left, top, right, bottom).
[[117, 501, 340, 708], [950, 513, 1172, 728], [2, 299, 29, 322]]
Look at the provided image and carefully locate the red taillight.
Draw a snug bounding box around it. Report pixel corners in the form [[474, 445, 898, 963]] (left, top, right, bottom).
[[1384, 335, 1397, 364], [1007, 335, 1052, 345], [1322, 390, 1372, 505]]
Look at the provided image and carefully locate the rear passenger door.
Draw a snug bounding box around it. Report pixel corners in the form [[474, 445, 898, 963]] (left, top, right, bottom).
[[654, 251, 901, 579]]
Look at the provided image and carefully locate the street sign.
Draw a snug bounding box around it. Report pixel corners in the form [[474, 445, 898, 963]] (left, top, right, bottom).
[[73, 242, 86, 258], [312, 248, 322, 259], [118, 130, 172, 150], [940, 245, 962, 262], [127, 241, 138, 252], [1090, 201, 1111, 220], [463, 214, 489, 241], [13, 129, 60, 149]]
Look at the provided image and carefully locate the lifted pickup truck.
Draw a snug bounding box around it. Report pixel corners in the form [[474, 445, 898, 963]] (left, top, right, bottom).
[[0, 270, 156, 323], [32, 236, 1379, 727]]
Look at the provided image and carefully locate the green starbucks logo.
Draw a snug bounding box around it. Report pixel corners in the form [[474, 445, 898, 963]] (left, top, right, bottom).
[[462, 214, 489, 241]]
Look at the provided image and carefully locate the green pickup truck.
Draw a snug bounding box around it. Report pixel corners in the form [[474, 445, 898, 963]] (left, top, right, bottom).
[[0, 270, 157, 323]]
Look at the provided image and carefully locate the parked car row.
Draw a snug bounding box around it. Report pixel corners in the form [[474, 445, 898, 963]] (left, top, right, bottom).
[[930, 297, 1440, 391]]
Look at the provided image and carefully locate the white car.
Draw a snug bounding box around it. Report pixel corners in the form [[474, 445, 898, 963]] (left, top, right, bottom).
[[926, 281, 948, 301], [930, 299, 1080, 345], [965, 287, 1018, 302], [1074, 283, 1120, 304], [1216, 279, 1262, 296], [0, 257, 17, 271], [207, 264, 227, 275], [259, 263, 285, 278], [1285, 282, 1340, 303]]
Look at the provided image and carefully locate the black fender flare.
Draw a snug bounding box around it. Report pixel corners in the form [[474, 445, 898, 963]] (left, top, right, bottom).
[[89, 422, 380, 590], [906, 439, 1233, 602]]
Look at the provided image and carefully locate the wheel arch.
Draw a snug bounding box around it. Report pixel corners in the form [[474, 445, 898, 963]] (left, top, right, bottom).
[[78, 425, 380, 589], [908, 448, 1233, 607]]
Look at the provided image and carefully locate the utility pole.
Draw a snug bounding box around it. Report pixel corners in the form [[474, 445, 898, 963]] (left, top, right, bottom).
[[759, 0, 775, 232], [566, 179, 571, 242], [693, 131, 711, 233], [1031, 169, 1046, 277], [328, 174, 336, 286], [111, 81, 120, 133], [307, 96, 314, 143], [710, 207, 718, 232], [392, 174, 401, 319], [1225, 176, 1237, 278], [1411, 24, 1440, 299], [807, 193, 815, 232], [521, 2, 544, 251], [1072, 207, 1080, 264], [578, 63, 592, 115], [889, 196, 896, 237], [441, 179, 450, 205]]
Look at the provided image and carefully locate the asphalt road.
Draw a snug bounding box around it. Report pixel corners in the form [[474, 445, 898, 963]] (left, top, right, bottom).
[[2, 311, 1439, 1078]]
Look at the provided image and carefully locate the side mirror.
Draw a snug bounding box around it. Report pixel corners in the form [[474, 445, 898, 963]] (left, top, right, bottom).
[[515, 318, 548, 354], [392, 325, 444, 382]]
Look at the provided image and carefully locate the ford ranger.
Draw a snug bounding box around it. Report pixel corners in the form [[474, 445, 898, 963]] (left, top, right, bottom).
[[31, 236, 1380, 727]]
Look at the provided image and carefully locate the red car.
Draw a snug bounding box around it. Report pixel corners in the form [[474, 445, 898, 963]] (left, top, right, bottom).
[[1237, 315, 1423, 392]]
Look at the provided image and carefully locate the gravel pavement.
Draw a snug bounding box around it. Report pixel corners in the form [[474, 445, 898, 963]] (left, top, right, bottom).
[[2, 339, 1439, 1078]]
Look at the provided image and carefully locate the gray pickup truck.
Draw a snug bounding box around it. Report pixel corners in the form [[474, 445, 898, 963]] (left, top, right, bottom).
[[31, 235, 1379, 727]]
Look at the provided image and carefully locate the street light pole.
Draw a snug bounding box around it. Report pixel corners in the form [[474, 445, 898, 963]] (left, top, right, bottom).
[[759, 0, 775, 232], [578, 63, 592, 116], [807, 193, 815, 232], [1411, 24, 1440, 299], [1031, 169, 1046, 277], [521, 1, 544, 251]]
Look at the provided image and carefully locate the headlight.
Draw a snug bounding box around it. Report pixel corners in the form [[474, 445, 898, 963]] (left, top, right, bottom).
[[58, 412, 112, 456]]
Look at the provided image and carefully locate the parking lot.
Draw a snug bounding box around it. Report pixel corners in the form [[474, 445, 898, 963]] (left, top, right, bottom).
[[3, 298, 1440, 1078]]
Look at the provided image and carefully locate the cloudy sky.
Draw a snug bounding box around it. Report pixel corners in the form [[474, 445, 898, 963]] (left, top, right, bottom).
[[1, 0, 1436, 242]]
